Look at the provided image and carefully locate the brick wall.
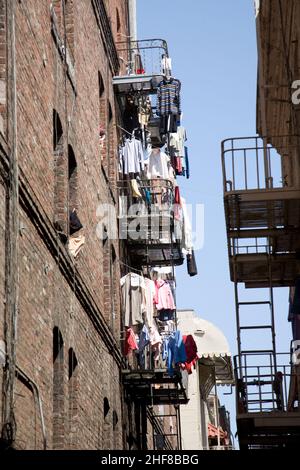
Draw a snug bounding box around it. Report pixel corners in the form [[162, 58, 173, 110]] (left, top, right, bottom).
[[0, 0, 129, 449]]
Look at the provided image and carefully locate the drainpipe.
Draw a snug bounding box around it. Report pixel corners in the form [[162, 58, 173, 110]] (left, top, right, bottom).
[[15, 366, 47, 450], [2, 0, 19, 446], [128, 0, 137, 41]]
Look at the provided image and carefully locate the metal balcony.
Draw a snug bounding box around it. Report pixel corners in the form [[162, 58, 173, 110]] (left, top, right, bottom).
[[222, 136, 300, 287], [118, 179, 184, 268], [234, 352, 300, 449], [122, 368, 188, 406], [113, 39, 169, 95]]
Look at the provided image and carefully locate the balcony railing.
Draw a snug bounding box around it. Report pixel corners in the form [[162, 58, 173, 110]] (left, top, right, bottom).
[[113, 39, 169, 94], [221, 136, 300, 193], [118, 179, 180, 243], [234, 352, 299, 414], [116, 39, 169, 77]]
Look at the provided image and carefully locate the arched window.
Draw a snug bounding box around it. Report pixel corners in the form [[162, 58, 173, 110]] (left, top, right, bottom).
[[102, 397, 111, 449], [104, 397, 110, 418], [68, 348, 78, 449], [68, 145, 78, 214], [98, 72, 107, 167], [107, 101, 114, 178], [53, 110, 68, 236], [53, 327, 64, 449], [53, 109, 63, 154], [113, 410, 118, 431], [116, 8, 121, 32]]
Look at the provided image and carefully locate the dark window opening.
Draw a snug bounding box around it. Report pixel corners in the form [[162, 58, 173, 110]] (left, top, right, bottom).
[[104, 397, 110, 418], [53, 326, 65, 449], [68, 145, 77, 213], [108, 102, 113, 122], [53, 326, 64, 362], [113, 410, 118, 431], [53, 109, 63, 154], [53, 109, 67, 236], [116, 8, 121, 32], [98, 72, 105, 98], [68, 347, 78, 448], [98, 72, 107, 167], [68, 145, 82, 236], [68, 348, 78, 379]]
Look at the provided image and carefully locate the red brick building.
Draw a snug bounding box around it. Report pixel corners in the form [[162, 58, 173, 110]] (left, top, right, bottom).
[[0, 0, 132, 450]]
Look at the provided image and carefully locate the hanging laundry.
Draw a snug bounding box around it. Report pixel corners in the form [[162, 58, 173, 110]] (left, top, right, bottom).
[[180, 335, 198, 374], [130, 179, 142, 198], [68, 234, 85, 258], [170, 126, 186, 157], [156, 77, 181, 135], [154, 279, 176, 311], [134, 52, 145, 74], [122, 95, 139, 134], [161, 54, 172, 77], [138, 324, 150, 368], [184, 146, 190, 179], [156, 77, 181, 117], [164, 330, 187, 376], [69, 209, 83, 235], [180, 197, 193, 254], [138, 95, 152, 127], [124, 328, 138, 356], [120, 273, 146, 327], [159, 115, 178, 135], [143, 142, 152, 162], [119, 137, 144, 175], [144, 278, 156, 327], [146, 148, 172, 180], [187, 249, 198, 277], [149, 324, 162, 361]]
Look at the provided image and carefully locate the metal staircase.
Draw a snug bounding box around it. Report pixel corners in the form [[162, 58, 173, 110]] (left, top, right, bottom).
[[222, 136, 300, 449]]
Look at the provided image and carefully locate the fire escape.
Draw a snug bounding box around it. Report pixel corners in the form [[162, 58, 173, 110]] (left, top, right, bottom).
[[114, 39, 188, 450], [222, 135, 300, 449]]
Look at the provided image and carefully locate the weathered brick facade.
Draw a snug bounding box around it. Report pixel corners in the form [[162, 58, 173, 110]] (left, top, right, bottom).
[[0, 0, 132, 450]]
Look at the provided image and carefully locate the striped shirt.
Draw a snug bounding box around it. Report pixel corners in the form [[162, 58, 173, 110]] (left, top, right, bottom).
[[156, 78, 181, 116]]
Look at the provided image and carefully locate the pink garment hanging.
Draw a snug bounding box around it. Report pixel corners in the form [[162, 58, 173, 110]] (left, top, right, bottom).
[[154, 279, 176, 311]]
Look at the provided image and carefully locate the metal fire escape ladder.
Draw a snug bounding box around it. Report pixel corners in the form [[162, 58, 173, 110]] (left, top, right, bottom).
[[222, 136, 300, 448]]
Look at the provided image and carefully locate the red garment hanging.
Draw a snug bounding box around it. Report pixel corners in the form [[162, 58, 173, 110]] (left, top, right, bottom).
[[124, 328, 138, 356]]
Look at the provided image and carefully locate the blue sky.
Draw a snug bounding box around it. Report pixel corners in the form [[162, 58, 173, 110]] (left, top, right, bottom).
[[137, 0, 292, 446]]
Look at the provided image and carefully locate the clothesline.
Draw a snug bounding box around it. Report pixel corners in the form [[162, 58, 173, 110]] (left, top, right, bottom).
[[117, 124, 132, 137], [119, 259, 144, 275]]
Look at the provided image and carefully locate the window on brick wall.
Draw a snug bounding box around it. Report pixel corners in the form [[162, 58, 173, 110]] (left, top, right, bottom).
[[0, 0, 7, 136], [107, 102, 114, 178], [68, 348, 78, 449], [113, 410, 118, 431], [110, 245, 117, 333], [68, 145, 82, 237], [102, 397, 111, 449], [53, 327, 65, 449], [98, 72, 107, 167], [68, 145, 77, 213], [116, 8, 121, 32], [53, 110, 68, 236]]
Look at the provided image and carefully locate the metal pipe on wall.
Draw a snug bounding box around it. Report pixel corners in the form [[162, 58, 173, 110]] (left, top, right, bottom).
[[2, 0, 19, 447]]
